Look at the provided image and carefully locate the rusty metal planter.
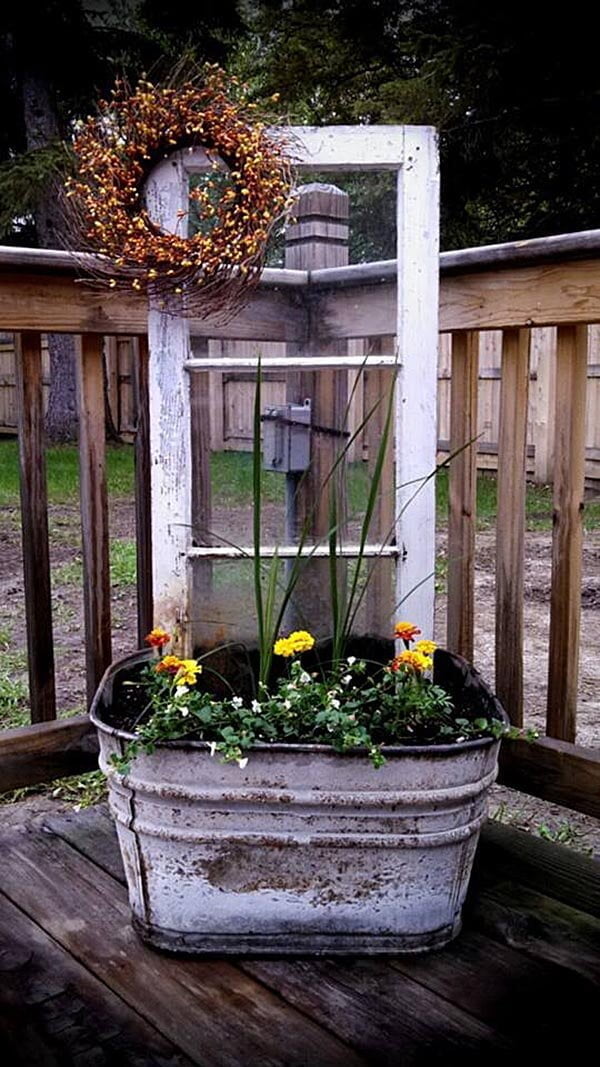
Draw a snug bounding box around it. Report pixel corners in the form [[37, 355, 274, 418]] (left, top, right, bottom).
[[91, 650, 503, 956]]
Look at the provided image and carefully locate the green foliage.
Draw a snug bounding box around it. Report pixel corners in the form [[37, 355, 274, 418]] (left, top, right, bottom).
[[0, 630, 29, 728], [234, 0, 600, 250], [0, 441, 134, 506], [54, 538, 136, 587], [111, 652, 509, 774], [0, 142, 73, 241], [0, 770, 107, 809]]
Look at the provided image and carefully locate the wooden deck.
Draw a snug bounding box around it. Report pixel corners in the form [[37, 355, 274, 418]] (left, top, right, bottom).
[[1, 807, 598, 1066]]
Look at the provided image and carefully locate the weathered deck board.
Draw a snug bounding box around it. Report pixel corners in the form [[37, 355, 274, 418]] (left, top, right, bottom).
[[0, 892, 193, 1067], [0, 826, 364, 1067], [0, 807, 598, 1066]]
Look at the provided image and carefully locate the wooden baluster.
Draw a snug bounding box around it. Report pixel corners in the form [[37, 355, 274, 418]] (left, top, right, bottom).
[[75, 333, 112, 705], [14, 331, 56, 722], [546, 324, 588, 741], [132, 335, 153, 645], [447, 330, 479, 660], [495, 328, 530, 725]]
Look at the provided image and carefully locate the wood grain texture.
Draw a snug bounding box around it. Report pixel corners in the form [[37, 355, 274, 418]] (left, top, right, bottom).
[[0, 890, 195, 1067], [0, 716, 97, 793], [14, 332, 56, 723], [446, 330, 478, 659], [479, 818, 600, 918], [146, 158, 193, 652], [38, 807, 600, 1063], [132, 335, 153, 645], [388, 926, 598, 1054], [499, 735, 600, 821], [468, 880, 600, 984], [75, 333, 112, 706], [546, 324, 588, 740], [242, 957, 509, 1064], [0, 827, 364, 1067], [0, 271, 307, 339], [495, 328, 530, 725], [316, 258, 600, 340]]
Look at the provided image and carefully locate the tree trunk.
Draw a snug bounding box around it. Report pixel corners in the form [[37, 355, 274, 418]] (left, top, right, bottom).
[[21, 70, 78, 442]]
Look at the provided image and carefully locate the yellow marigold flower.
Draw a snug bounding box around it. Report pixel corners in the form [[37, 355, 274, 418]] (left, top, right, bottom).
[[391, 650, 432, 673], [155, 654, 182, 675], [414, 639, 437, 656], [175, 659, 202, 686], [394, 621, 421, 643], [273, 630, 315, 657], [145, 626, 171, 648]]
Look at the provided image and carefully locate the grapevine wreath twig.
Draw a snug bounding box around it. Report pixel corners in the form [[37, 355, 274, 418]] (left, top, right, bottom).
[[64, 66, 295, 318]]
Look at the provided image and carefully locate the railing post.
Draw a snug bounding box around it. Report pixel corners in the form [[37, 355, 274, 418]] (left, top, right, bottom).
[[14, 331, 56, 722], [495, 328, 530, 725], [75, 333, 112, 706], [546, 324, 588, 741], [447, 330, 479, 660]]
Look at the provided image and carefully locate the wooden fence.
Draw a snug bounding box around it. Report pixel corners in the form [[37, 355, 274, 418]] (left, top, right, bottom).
[[0, 221, 599, 821], [2, 328, 599, 483]]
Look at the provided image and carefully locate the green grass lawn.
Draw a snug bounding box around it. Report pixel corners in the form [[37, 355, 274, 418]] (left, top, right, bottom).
[[0, 439, 598, 530]]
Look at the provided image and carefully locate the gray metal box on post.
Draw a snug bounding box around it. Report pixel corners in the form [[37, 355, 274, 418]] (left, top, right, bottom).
[[262, 400, 311, 473]]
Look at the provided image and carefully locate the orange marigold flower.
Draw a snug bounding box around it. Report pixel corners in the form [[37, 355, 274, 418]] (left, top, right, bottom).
[[145, 627, 171, 648], [394, 621, 422, 644], [390, 650, 433, 673], [155, 654, 183, 675]]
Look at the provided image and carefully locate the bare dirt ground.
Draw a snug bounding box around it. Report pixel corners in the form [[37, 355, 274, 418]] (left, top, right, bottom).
[[1, 499, 599, 856]]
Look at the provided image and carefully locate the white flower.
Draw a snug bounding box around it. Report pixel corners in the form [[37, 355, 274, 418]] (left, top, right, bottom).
[[299, 671, 311, 684], [347, 656, 356, 666], [232, 696, 243, 708], [175, 685, 189, 698], [329, 697, 341, 710], [237, 756, 249, 769], [180, 707, 189, 718], [283, 699, 292, 710], [341, 674, 352, 686], [209, 741, 217, 757], [251, 699, 262, 714]]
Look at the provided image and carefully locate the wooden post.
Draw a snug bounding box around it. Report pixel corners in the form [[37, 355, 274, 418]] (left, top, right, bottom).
[[546, 324, 588, 742], [532, 327, 556, 484], [75, 333, 112, 705], [284, 184, 349, 635], [447, 330, 479, 660], [132, 335, 153, 645], [495, 328, 530, 725], [145, 155, 193, 654], [395, 127, 439, 635], [14, 331, 56, 722]]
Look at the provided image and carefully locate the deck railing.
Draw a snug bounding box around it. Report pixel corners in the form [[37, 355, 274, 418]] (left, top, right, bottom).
[[0, 226, 599, 818]]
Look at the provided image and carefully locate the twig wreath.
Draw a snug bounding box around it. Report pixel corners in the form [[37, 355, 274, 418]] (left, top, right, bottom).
[[65, 66, 295, 316]]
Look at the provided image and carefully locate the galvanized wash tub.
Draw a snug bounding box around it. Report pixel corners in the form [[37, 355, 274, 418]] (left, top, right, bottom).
[[90, 649, 504, 956]]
